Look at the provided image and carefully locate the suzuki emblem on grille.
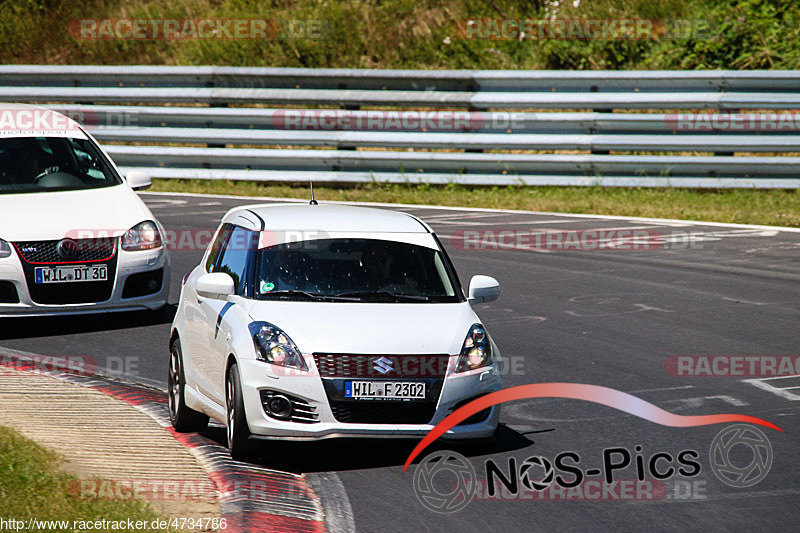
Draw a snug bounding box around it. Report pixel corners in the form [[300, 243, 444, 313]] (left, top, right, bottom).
[[373, 356, 394, 375], [56, 238, 81, 261]]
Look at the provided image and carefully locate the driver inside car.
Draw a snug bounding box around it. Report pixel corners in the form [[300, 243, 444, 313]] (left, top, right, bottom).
[[273, 250, 321, 292], [8, 138, 58, 184], [361, 241, 396, 290]]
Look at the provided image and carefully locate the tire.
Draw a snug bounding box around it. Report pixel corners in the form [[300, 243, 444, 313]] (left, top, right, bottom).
[[226, 363, 253, 461], [168, 339, 209, 432]]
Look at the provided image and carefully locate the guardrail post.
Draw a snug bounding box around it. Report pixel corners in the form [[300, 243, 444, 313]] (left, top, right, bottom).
[[713, 108, 737, 157], [207, 100, 228, 148], [465, 105, 483, 154], [339, 99, 359, 150], [590, 86, 611, 155]]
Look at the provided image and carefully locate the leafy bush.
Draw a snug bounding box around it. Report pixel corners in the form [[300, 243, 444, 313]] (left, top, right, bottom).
[[0, 0, 798, 68]]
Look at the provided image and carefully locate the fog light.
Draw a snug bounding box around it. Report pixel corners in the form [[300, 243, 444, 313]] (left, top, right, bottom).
[[266, 395, 293, 418]]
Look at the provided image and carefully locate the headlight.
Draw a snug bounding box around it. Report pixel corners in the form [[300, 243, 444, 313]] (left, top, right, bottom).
[[455, 324, 493, 373], [121, 221, 162, 251], [248, 321, 308, 371], [0, 239, 11, 259]]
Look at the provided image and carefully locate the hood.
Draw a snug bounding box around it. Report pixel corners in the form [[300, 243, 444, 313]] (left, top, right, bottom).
[[244, 300, 480, 355], [0, 184, 153, 241]]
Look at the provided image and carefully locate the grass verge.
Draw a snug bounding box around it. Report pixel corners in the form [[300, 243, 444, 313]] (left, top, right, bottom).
[[151, 179, 800, 227], [0, 426, 166, 532]]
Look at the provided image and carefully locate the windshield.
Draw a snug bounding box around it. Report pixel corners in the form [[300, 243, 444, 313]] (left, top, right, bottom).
[[254, 238, 461, 303], [0, 136, 122, 194]]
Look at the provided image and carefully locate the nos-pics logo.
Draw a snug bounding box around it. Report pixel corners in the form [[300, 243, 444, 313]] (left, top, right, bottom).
[[413, 451, 477, 513], [412, 424, 773, 513]]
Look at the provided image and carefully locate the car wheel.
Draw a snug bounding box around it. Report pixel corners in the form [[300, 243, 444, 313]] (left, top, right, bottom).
[[226, 363, 253, 461], [168, 339, 209, 432]]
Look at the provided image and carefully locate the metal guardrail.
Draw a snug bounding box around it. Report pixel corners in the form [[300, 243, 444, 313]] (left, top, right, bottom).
[[90, 127, 800, 152], [1, 66, 798, 188], [106, 146, 800, 176], [4, 86, 800, 108], [3, 66, 800, 90]]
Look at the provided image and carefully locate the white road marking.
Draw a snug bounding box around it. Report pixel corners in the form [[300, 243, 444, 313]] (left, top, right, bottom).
[[662, 395, 749, 409], [154, 209, 232, 217], [629, 385, 695, 394], [653, 229, 781, 244], [421, 212, 509, 220], [485, 315, 548, 325], [721, 297, 772, 306], [744, 376, 800, 401], [565, 302, 672, 318], [430, 218, 591, 227], [745, 374, 800, 381], [144, 198, 189, 207]]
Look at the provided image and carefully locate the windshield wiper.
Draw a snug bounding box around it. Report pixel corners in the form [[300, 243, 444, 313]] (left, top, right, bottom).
[[259, 290, 361, 302], [336, 291, 432, 302]]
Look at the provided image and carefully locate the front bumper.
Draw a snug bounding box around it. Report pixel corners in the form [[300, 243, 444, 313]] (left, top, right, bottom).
[[236, 357, 502, 441], [0, 247, 170, 317]]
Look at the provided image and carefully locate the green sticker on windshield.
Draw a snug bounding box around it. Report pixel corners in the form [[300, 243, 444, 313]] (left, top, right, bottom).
[[261, 281, 275, 293]]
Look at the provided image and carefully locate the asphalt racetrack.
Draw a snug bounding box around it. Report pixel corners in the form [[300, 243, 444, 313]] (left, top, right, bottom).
[[3, 192, 799, 532]]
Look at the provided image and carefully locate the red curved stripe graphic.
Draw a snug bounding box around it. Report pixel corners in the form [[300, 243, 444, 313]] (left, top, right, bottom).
[[403, 383, 783, 472]]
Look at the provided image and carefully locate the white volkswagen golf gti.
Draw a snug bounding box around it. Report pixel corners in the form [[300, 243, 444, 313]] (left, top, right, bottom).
[[169, 203, 503, 458], [0, 104, 169, 316]]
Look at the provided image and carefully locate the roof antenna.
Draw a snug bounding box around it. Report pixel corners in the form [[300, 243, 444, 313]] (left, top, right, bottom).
[[309, 179, 318, 205]]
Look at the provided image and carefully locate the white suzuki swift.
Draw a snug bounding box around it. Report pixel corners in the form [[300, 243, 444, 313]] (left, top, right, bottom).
[[0, 104, 169, 316], [169, 203, 503, 459]]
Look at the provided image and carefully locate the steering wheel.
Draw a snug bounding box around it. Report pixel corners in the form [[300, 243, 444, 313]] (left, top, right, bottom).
[[33, 166, 60, 183]]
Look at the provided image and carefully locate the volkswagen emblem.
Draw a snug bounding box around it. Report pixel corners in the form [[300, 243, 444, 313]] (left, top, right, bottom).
[[56, 238, 81, 261], [373, 356, 394, 375]]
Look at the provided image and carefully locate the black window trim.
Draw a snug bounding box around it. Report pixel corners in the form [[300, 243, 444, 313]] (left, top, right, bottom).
[[211, 224, 258, 298], [432, 233, 466, 302], [206, 223, 234, 274]]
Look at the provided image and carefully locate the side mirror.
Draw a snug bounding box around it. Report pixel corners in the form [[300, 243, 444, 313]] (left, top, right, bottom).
[[126, 170, 152, 191], [196, 272, 234, 300], [468, 275, 500, 304]]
